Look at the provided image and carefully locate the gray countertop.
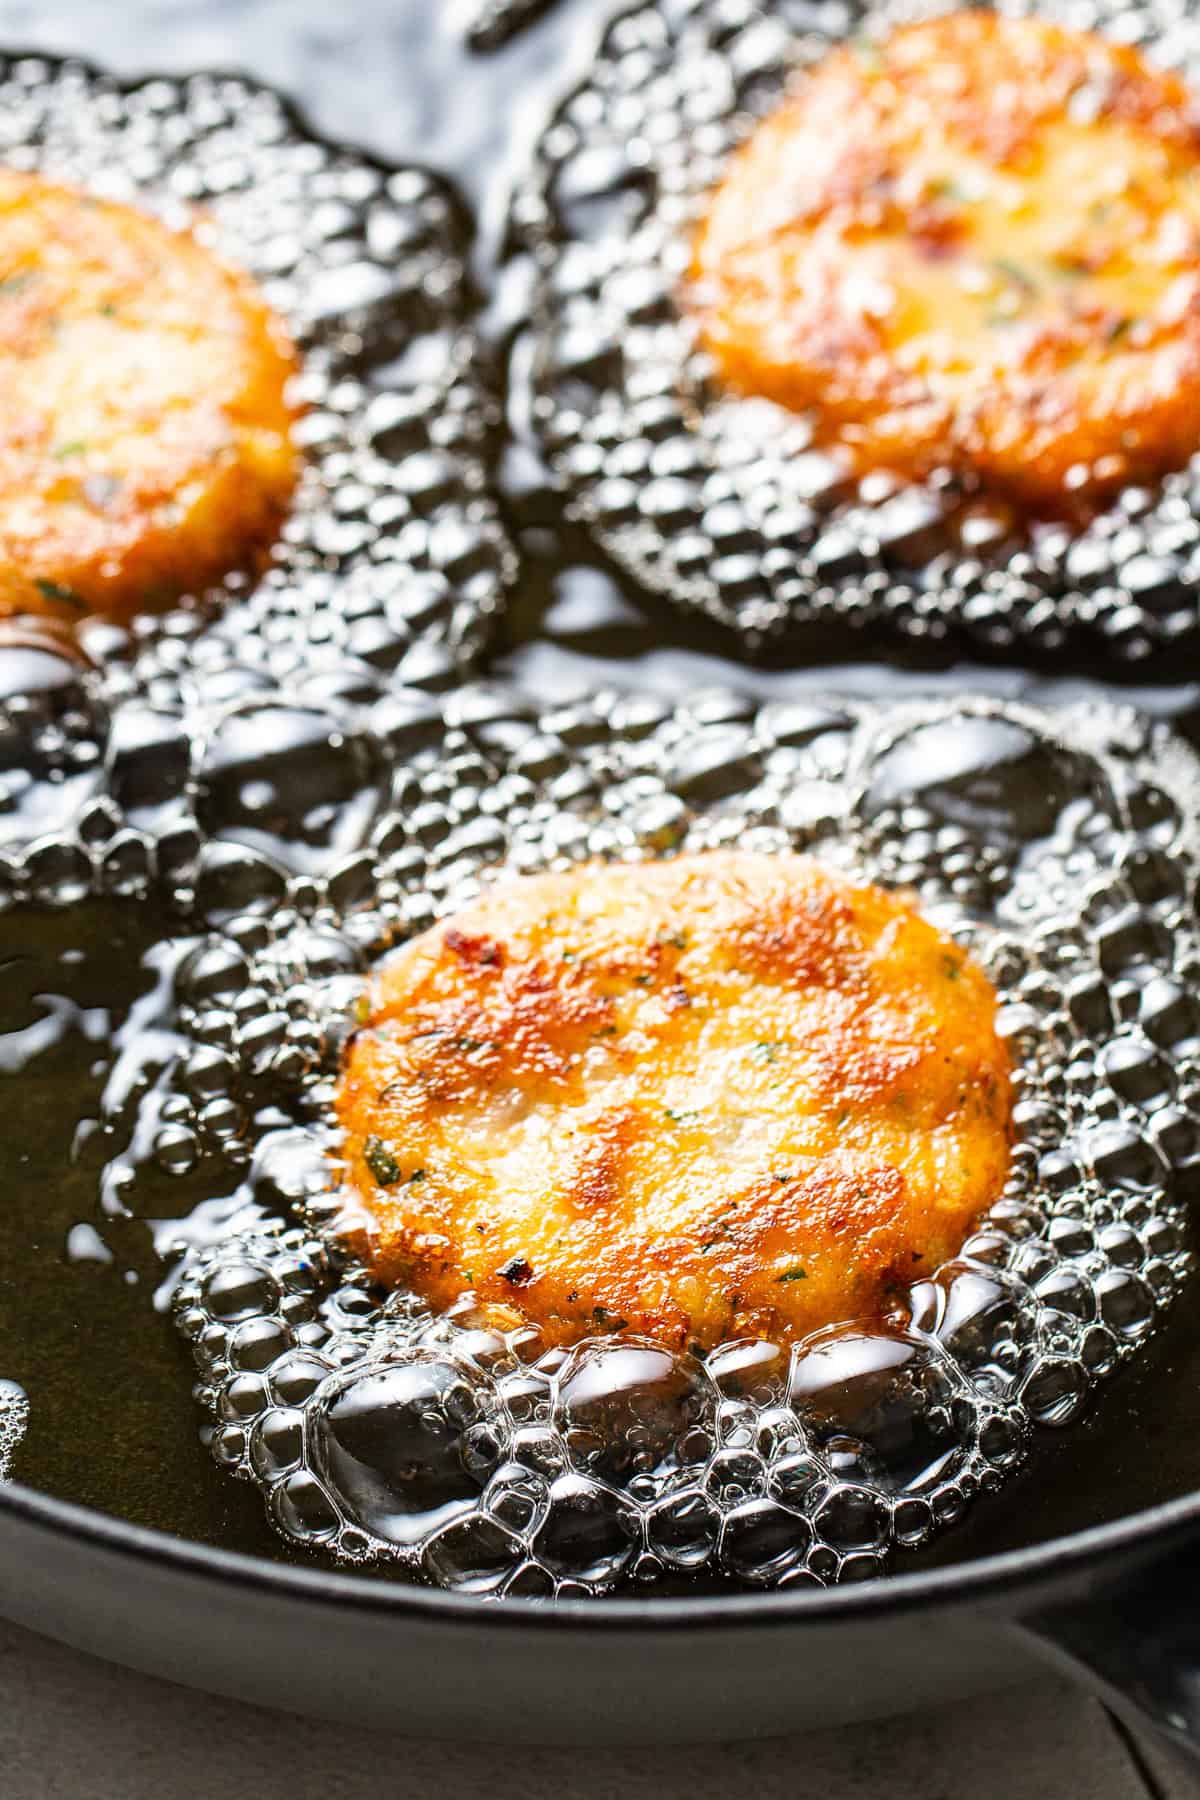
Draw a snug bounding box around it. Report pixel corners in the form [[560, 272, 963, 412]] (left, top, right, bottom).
[[0, 1614, 1192, 1799]]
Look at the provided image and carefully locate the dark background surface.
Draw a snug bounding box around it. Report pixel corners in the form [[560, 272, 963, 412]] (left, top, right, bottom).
[[0, 0, 1199, 1584]]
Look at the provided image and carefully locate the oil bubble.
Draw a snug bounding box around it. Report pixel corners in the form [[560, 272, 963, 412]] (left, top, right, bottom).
[[0, 623, 105, 849], [559, 1339, 716, 1489], [193, 703, 384, 877], [311, 1353, 494, 1546], [788, 1328, 969, 1496], [862, 717, 1107, 852]]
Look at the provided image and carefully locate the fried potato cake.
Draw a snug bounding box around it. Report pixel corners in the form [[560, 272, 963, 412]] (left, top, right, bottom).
[[690, 12, 1200, 512], [0, 170, 299, 621], [336, 853, 1013, 1352]]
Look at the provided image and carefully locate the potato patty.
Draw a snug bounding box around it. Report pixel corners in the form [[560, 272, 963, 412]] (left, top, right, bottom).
[[690, 12, 1200, 512], [0, 170, 299, 621], [336, 853, 1013, 1351]]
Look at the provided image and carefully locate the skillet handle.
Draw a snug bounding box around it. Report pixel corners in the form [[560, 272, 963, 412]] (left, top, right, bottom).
[[1019, 1538, 1200, 1775]]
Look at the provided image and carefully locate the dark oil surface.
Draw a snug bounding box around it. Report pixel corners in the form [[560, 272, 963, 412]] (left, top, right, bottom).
[[0, 901, 279, 1557], [0, 0, 1199, 1579]]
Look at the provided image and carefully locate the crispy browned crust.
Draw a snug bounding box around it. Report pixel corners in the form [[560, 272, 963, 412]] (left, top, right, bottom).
[[690, 11, 1200, 512], [0, 170, 300, 621], [336, 852, 1014, 1351]]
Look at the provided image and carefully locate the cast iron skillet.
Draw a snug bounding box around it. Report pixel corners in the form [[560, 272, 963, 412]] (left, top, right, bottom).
[[1, 0, 1200, 1771], [0, 1474, 1199, 1759]]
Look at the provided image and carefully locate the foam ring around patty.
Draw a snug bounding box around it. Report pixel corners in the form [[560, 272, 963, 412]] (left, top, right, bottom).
[[514, 0, 1200, 656]]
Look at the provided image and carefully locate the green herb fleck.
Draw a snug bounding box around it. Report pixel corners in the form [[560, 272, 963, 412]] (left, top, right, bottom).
[[776, 1267, 808, 1284], [409, 1168, 426, 1184], [991, 257, 1038, 296], [701, 1205, 737, 1250], [354, 993, 371, 1026], [53, 440, 88, 459], [928, 175, 968, 203], [363, 1136, 403, 1187], [33, 578, 85, 610], [1106, 315, 1133, 343]]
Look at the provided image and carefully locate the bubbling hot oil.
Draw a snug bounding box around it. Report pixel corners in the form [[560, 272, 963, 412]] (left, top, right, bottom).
[[0, 47, 512, 886], [29, 680, 1183, 1599]]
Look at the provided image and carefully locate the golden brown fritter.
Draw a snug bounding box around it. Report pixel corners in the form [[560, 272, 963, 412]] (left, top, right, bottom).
[[336, 853, 1013, 1352], [690, 12, 1200, 512], [0, 170, 299, 621]]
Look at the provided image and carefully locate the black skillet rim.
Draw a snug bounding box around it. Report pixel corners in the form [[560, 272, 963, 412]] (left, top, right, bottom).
[[2, 1472, 1197, 1629]]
